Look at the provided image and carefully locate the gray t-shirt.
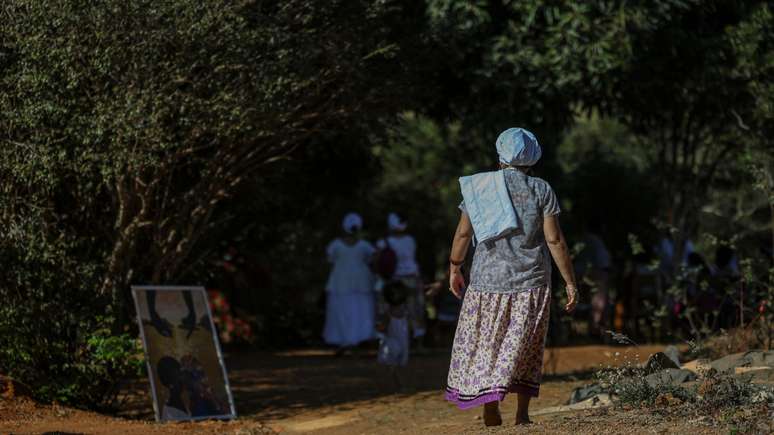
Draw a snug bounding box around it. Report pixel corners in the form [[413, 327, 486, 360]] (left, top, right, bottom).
[[461, 169, 560, 292]]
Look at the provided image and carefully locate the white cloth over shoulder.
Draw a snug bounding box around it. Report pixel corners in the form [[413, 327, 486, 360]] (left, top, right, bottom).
[[325, 238, 375, 293], [459, 170, 520, 244], [376, 235, 419, 277]]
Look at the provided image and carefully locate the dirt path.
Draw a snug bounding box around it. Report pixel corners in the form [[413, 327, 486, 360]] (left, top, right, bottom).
[[2, 344, 717, 434]]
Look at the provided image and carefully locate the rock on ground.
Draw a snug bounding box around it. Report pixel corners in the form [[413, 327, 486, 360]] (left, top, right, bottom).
[[644, 368, 697, 387], [645, 352, 680, 373], [709, 351, 774, 373]]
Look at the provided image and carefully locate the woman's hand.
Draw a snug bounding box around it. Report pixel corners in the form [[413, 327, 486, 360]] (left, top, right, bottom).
[[449, 266, 466, 299], [565, 285, 578, 313]]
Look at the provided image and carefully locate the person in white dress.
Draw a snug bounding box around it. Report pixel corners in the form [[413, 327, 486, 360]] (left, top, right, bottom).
[[323, 212, 377, 351]]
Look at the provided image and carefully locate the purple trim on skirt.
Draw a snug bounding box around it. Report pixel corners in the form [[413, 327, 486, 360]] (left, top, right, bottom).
[[445, 389, 506, 410], [445, 382, 540, 410]]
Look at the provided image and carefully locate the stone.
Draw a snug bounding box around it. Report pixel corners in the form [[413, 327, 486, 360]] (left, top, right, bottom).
[[681, 358, 710, 374], [644, 368, 697, 387], [644, 352, 680, 374], [568, 383, 604, 405], [710, 351, 774, 373], [735, 367, 774, 384], [664, 345, 681, 367]]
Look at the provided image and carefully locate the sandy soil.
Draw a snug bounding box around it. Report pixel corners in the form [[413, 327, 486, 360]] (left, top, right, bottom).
[[1, 344, 728, 435]]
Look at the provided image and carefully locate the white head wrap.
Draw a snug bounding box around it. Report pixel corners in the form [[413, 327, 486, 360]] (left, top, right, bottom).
[[496, 127, 542, 166], [342, 213, 363, 234], [387, 212, 407, 232]]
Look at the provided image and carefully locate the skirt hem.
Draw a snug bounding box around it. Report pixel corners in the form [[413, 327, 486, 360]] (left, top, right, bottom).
[[444, 382, 540, 410]]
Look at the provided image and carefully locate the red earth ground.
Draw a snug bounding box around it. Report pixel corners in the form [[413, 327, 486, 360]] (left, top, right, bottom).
[[1, 344, 729, 434]]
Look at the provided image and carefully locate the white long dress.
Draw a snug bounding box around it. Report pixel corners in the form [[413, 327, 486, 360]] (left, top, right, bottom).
[[323, 238, 376, 346]]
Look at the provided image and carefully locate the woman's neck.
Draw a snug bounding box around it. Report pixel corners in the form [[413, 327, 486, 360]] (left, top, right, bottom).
[[499, 163, 529, 174]]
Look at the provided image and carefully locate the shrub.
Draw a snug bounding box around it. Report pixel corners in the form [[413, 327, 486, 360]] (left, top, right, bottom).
[[0, 309, 144, 409], [596, 364, 697, 408], [0, 217, 144, 409], [595, 352, 773, 431], [695, 370, 769, 416]]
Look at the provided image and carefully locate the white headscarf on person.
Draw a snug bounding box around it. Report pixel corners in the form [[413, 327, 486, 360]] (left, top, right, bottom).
[[496, 127, 542, 167], [387, 212, 407, 232], [342, 213, 363, 234]]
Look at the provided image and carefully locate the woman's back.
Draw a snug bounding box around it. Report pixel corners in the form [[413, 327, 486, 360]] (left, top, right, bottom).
[[379, 235, 418, 277], [326, 238, 375, 293], [465, 168, 560, 292]]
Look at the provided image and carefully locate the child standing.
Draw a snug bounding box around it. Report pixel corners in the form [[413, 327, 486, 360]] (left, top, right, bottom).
[[376, 281, 410, 386]]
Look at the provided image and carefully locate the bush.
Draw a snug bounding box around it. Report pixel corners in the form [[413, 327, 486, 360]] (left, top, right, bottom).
[[0, 310, 143, 409], [596, 365, 697, 408], [0, 228, 143, 409], [595, 357, 773, 431]]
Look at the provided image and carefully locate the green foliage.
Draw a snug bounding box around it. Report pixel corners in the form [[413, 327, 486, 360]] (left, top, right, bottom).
[[45, 328, 143, 408], [557, 115, 660, 260], [728, 3, 774, 139], [0, 306, 143, 408], [1, 0, 773, 412], [0, 0, 429, 407], [371, 113, 488, 272]]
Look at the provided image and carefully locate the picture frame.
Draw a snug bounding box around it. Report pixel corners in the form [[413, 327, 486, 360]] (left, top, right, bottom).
[[131, 285, 237, 422]]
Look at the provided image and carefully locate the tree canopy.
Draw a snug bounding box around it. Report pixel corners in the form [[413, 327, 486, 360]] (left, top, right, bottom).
[[1, 0, 773, 408]]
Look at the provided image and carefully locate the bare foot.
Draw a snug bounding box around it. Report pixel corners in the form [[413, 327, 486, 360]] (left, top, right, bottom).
[[483, 402, 502, 426], [515, 413, 532, 425]]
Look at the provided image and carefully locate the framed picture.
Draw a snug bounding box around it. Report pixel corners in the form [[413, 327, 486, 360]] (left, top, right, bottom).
[[131, 286, 237, 422]]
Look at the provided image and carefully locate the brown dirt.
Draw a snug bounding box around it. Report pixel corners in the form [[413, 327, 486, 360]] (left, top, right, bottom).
[[1, 344, 729, 435]]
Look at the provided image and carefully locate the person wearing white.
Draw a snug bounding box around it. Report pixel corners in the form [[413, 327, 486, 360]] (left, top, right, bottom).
[[377, 212, 426, 340], [323, 212, 377, 349]]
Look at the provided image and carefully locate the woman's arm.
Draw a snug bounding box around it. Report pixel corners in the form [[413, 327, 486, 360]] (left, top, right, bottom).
[[448, 212, 474, 299], [543, 215, 579, 312]]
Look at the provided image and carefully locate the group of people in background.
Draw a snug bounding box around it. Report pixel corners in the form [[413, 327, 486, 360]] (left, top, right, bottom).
[[572, 226, 745, 342], [322, 211, 424, 367], [324, 209, 751, 356]]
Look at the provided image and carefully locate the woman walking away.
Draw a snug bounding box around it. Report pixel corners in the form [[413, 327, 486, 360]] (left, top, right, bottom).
[[377, 213, 426, 350], [323, 213, 377, 354], [444, 128, 578, 426]]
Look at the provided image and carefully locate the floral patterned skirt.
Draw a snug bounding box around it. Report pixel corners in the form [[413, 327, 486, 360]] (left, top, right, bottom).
[[445, 287, 550, 409]]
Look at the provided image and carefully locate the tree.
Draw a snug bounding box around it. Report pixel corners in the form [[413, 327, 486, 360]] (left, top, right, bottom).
[[427, 0, 768, 266], [0, 0, 428, 405], [0, 0, 424, 320]]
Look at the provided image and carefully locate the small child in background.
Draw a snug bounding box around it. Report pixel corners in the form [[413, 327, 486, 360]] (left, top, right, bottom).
[[376, 281, 410, 387]]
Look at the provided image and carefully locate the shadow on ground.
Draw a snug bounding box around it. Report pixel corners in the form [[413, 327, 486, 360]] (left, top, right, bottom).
[[118, 347, 454, 421], [118, 343, 668, 423], [227, 348, 452, 420]]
